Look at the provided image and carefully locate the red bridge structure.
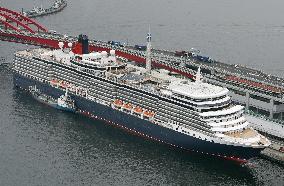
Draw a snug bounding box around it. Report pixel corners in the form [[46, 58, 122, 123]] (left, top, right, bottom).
[[0, 7, 48, 33]]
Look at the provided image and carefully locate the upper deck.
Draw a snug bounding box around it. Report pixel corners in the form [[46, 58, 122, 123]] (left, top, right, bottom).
[[15, 47, 233, 109], [169, 81, 229, 100]]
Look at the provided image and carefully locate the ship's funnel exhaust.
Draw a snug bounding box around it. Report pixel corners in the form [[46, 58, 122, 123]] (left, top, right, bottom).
[[78, 34, 89, 54]]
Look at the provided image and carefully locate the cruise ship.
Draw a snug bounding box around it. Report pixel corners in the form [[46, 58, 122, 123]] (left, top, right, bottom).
[[12, 34, 270, 162]]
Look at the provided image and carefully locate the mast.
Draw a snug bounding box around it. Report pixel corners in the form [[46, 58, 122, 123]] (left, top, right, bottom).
[[195, 66, 203, 83], [146, 27, 152, 74], [65, 87, 68, 97]]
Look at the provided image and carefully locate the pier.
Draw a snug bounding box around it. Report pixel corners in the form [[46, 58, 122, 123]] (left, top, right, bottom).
[[260, 140, 284, 165]]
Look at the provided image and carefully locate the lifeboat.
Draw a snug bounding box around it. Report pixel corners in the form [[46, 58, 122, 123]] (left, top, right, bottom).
[[113, 99, 123, 107], [65, 82, 71, 88], [133, 106, 143, 113], [50, 79, 58, 86], [69, 84, 76, 92], [143, 110, 155, 117], [60, 81, 68, 88], [123, 103, 133, 110]]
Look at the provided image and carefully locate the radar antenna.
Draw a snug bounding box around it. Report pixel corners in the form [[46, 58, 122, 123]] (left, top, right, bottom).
[[195, 66, 203, 83]]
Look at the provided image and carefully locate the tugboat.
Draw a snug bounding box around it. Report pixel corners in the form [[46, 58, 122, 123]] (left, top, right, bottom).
[[56, 89, 76, 112], [29, 85, 76, 112], [29, 85, 58, 108]]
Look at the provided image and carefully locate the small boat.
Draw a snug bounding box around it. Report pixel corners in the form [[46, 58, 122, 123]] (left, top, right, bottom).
[[50, 79, 60, 87], [143, 110, 155, 117], [113, 99, 123, 107], [123, 103, 133, 110], [29, 85, 76, 112], [133, 106, 143, 113], [56, 89, 76, 112], [29, 85, 58, 108]]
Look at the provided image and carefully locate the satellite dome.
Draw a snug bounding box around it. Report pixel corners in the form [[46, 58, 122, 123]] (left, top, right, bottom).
[[58, 42, 64, 49], [110, 50, 115, 55], [101, 51, 108, 57]]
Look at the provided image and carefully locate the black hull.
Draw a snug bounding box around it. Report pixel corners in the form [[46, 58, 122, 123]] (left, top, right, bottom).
[[13, 73, 264, 162]]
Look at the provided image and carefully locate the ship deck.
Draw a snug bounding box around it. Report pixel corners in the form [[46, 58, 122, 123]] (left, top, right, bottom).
[[225, 128, 258, 139]]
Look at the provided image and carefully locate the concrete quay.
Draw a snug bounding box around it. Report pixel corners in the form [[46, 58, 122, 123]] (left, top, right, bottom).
[[260, 140, 284, 165]]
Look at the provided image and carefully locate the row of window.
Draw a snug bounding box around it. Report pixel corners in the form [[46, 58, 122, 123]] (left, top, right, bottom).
[[52, 66, 89, 86], [18, 71, 46, 83], [204, 112, 244, 124], [159, 109, 208, 128], [156, 112, 208, 131], [17, 67, 48, 81], [91, 88, 114, 99], [173, 92, 227, 103], [115, 95, 157, 111], [200, 103, 231, 112], [53, 73, 88, 88], [161, 116, 213, 135], [157, 100, 200, 120], [15, 60, 49, 71]]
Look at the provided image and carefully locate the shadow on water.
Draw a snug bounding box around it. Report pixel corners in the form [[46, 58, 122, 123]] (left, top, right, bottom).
[[9, 87, 259, 186]]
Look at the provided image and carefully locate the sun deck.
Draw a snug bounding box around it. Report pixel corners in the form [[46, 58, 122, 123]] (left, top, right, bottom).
[[225, 128, 258, 139], [169, 81, 229, 100]]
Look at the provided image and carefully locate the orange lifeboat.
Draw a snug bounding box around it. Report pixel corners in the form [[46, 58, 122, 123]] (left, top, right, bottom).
[[123, 103, 133, 110], [133, 106, 143, 113], [113, 99, 123, 107], [60, 81, 67, 88], [50, 79, 58, 85], [143, 110, 155, 117]]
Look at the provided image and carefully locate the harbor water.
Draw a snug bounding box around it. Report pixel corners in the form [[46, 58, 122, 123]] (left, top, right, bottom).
[[0, 0, 284, 185]]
